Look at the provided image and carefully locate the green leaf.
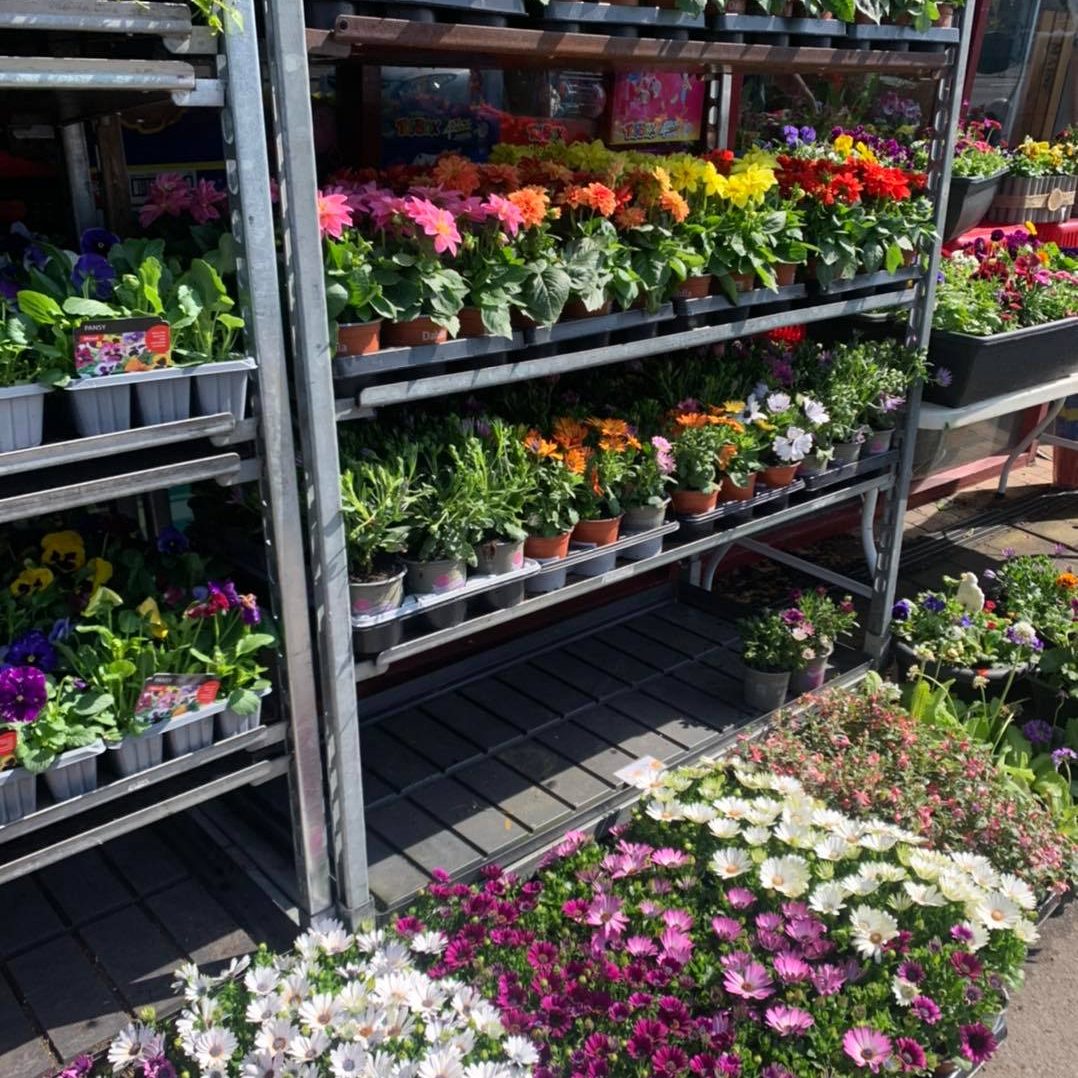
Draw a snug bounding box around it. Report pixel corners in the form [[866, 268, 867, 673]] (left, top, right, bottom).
[[17, 290, 65, 326], [62, 297, 120, 319], [234, 633, 276, 658], [521, 263, 570, 326], [226, 687, 260, 716]]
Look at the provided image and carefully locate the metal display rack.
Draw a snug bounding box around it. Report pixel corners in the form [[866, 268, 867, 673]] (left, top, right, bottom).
[[263, 0, 974, 919], [0, 1, 333, 916]]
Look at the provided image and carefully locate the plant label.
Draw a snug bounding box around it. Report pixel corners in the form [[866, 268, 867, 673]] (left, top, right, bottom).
[[0, 729, 16, 770], [134, 673, 221, 726], [73, 317, 172, 378]]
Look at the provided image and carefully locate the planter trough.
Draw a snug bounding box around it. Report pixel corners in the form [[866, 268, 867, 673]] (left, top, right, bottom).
[[0, 765, 36, 825], [43, 740, 106, 802], [0, 383, 50, 452], [192, 357, 256, 421]]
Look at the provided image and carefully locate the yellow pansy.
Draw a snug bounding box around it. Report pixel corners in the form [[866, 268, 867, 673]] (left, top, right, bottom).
[[87, 558, 113, 588], [833, 134, 854, 156], [137, 597, 169, 641], [9, 566, 54, 598], [41, 530, 85, 572], [854, 141, 878, 164], [1025, 221, 1038, 236]]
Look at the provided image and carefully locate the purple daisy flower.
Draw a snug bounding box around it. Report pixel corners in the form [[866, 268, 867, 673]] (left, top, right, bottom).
[[722, 961, 774, 1000], [959, 1023, 998, 1065], [810, 963, 847, 996], [912, 996, 941, 1024], [894, 1038, 927, 1072], [843, 1027, 892, 1073], [764, 1004, 814, 1037]]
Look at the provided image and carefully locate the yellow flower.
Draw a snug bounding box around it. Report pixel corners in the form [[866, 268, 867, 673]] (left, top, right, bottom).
[[725, 165, 776, 207], [833, 134, 854, 156], [700, 161, 727, 198], [137, 597, 169, 640], [1025, 220, 1038, 236], [651, 165, 673, 192], [854, 140, 878, 164], [87, 558, 113, 587], [41, 531, 85, 572], [9, 566, 54, 598], [723, 400, 747, 414], [733, 147, 778, 172], [666, 155, 698, 194]]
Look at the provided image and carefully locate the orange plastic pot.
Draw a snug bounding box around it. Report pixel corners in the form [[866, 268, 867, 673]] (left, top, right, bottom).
[[774, 263, 798, 287], [524, 531, 572, 560], [718, 473, 758, 502], [562, 298, 612, 321], [382, 317, 448, 348], [759, 464, 800, 488], [336, 320, 382, 356], [671, 488, 719, 515], [573, 515, 623, 547], [672, 275, 713, 300], [457, 307, 488, 338], [733, 272, 756, 293]]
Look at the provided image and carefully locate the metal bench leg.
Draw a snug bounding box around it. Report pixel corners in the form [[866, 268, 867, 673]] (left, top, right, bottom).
[[861, 488, 879, 578], [997, 398, 1066, 496]]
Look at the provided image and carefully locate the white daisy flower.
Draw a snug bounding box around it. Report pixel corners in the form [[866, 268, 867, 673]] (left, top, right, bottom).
[[909, 849, 946, 880], [328, 1042, 368, 1077], [464, 1063, 513, 1078], [976, 894, 1022, 931], [299, 992, 341, 1030], [1014, 918, 1041, 945], [871, 863, 908, 883], [107, 1024, 151, 1071], [681, 801, 718, 823], [194, 1027, 240, 1071], [287, 1030, 330, 1064], [239, 1050, 287, 1078], [892, 977, 919, 1006], [417, 1049, 465, 1078], [411, 931, 449, 955], [707, 818, 741, 840], [997, 873, 1037, 911], [374, 972, 413, 1008], [714, 797, 754, 820], [245, 966, 281, 997], [408, 977, 448, 1016], [767, 775, 805, 796], [353, 928, 386, 953], [279, 973, 310, 1008], [939, 871, 984, 905], [888, 892, 913, 913], [504, 1036, 540, 1067], [808, 882, 847, 916], [828, 818, 865, 846], [710, 847, 754, 879], [368, 941, 412, 976], [814, 835, 849, 862], [950, 853, 1000, 889], [745, 798, 784, 826], [773, 821, 818, 849], [811, 808, 848, 830], [841, 872, 880, 897], [256, 1020, 299, 1057], [903, 882, 947, 907], [336, 980, 371, 1015], [246, 994, 282, 1025], [849, 905, 899, 960], [859, 831, 898, 852], [646, 801, 685, 823], [758, 855, 811, 898], [469, 1001, 504, 1039], [352, 1008, 389, 1047], [742, 826, 772, 847]]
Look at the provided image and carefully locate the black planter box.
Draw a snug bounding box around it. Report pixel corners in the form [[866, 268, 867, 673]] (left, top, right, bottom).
[[944, 170, 1006, 243], [925, 318, 1078, 408]]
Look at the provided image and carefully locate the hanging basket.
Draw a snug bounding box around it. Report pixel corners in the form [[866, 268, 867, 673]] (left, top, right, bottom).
[[986, 175, 1078, 225]]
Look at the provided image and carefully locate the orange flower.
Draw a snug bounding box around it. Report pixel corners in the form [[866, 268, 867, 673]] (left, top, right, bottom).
[[553, 416, 590, 449], [711, 415, 745, 434], [1056, 571, 1078, 590], [479, 162, 521, 192], [433, 153, 481, 196], [718, 443, 738, 470], [659, 189, 690, 223], [508, 187, 550, 229], [564, 446, 591, 475], [582, 182, 617, 216], [674, 412, 718, 429], [614, 205, 647, 230], [589, 417, 632, 439], [524, 429, 560, 459]]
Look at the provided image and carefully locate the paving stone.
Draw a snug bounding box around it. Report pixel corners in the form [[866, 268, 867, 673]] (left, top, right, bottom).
[[7, 935, 127, 1065], [0, 876, 66, 959], [80, 906, 186, 1016], [0, 973, 55, 1078], [145, 880, 254, 974], [39, 850, 133, 926], [101, 829, 188, 897]]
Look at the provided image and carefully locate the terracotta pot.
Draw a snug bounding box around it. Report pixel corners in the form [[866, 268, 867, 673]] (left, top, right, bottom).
[[671, 488, 719, 515], [718, 473, 758, 502], [759, 463, 800, 488], [573, 515, 623, 546], [382, 317, 448, 348], [672, 274, 713, 300], [524, 531, 572, 561], [457, 306, 488, 338], [733, 271, 756, 292], [562, 298, 612, 321], [511, 308, 539, 330], [724, 0, 747, 9], [936, 2, 954, 27], [336, 319, 382, 356], [774, 263, 798, 287], [854, 10, 877, 23]]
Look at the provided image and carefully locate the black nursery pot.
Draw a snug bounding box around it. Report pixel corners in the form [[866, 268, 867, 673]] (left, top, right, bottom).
[[943, 170, 1007, 243], [925, 318, 1078, 408], [893, 641, 1028, 703]]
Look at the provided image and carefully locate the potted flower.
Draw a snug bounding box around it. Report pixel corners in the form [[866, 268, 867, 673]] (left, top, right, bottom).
[[943, 119, 1009, 241], [521, 428, 583, 561], [891, 572, 1044, 699], [340, 456, 415, 618], [746, 390, 814, 487], [563, 417, 639, 547], [989, 137, 1078, 225], [0, 302, 57, 453], [738, 609, 803, 709], [556, 182, 630, 318], [928, 233, 1078, 406], [621, 434, 676, 531], [454, 198, 529, 339], [4, 675, 117, 801], [711, 413, 763, 501], [508, 186, 572, 328], [324, 228, 397, 356], [668, 417, 721, 515], [787, 588, 859, 692]]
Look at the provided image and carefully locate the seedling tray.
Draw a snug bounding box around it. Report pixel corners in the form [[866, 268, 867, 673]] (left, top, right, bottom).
[[709, 14, 838, 37], [801, 449, 898, 491], [677, 480, 805, 533]]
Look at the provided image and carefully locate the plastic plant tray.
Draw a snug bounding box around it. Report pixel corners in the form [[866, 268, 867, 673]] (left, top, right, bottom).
[[544, 2, 705, 29], [845, 21, 959, 45], [531, 520, 681, 579], [351, 558, 542, 628], [801, 449, 899, 491], [677, 480, 806, 531], [524, 303, 676, 346], [813, 269, 922, 296], [673, 282, 807, 318], [709, 14, 839, 36], [333, 330, 526, 381]]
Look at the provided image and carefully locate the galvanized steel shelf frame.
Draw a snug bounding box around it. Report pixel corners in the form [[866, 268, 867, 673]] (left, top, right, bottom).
[[264, 1, 975, 919], [0, 0, 334, 916]]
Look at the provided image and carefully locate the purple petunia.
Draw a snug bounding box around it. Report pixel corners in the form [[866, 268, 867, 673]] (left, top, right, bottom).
[[79, 228, 120, 257], [0, 665, 46, 724]]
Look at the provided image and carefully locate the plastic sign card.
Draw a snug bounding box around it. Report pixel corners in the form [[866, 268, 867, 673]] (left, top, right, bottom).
[[134, 674, 221, 726], [0, 729, 16, 771], [608, 72, 706, 146], [73, 317, 172, 378]]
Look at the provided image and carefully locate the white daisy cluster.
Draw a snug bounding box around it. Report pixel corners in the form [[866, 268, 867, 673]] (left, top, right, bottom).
[[105, 917, 539, 1078], [644, 760, 1039, 957]]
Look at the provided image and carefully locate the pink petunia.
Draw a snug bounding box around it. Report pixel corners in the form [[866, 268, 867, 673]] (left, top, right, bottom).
[[317, 190, 353, 239]]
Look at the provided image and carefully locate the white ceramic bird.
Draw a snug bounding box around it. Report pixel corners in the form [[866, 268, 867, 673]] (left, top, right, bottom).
[[956, 571, 986, 614]]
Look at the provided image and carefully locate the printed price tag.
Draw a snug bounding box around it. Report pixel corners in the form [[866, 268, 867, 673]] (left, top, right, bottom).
[[614, 755, 667, 790], [134, 674, 221, 726], [74, 317, 172, 378]]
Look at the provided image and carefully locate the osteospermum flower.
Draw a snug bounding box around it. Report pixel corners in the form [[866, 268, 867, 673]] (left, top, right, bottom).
[[842, 1027, 892, 1073], [849, 905, 899, 960], [893, 1037, 927, 1073], [722, 961, 774, 1000], [764, 1004, 814, 1037], [976, 893, 1022, 931], [758, 856, 811, 898], [959, 1023, 998, 1065], [586, 893, 628, 938], [710, 847, 753, 879], [708, 818, 741, 840], [808, 881, 846, 915], [911, 996, 942, 1024]]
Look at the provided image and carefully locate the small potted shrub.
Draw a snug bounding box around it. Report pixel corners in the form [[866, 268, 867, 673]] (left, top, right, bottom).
[[340, 457, 414, 618], [466, 421, 532, 577], [738, 609, 803, 710], [787, 587, 859, 692], [403, 465, 478, 600]]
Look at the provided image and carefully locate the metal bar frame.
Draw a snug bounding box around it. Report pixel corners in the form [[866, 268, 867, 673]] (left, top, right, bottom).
[[862, 2, 975, 661], [262, 0, 375, 921], [997, 399, 1067, 496], [59, 121, 100, 234], [221, 0, 335, 918]]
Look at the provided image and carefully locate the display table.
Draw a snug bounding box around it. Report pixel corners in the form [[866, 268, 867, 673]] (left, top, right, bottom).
[[918, 372, 1078, 494]]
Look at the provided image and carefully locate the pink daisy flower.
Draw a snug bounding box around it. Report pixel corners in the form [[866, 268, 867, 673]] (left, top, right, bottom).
[[316, 190, 353, 239], [843, 1027, 892, 1073]]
